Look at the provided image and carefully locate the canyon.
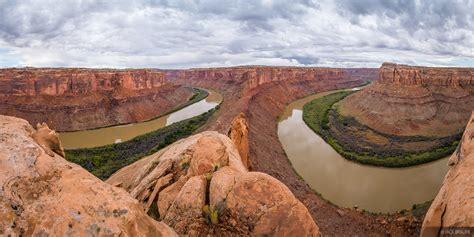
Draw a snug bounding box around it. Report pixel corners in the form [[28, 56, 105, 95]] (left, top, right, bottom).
[[0, 114, 319, 236], [0, 68, 193, 131], [0, 64, 473, 236]]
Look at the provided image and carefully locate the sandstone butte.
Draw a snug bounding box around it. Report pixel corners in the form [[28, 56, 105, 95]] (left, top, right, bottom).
[[421, 112, 474, 236], [106, 114, 320, 236], [0, 115, 177, 236], [0, 68, 193, 131], [0, 113, 320, 236], [340, 63, 474, 137]]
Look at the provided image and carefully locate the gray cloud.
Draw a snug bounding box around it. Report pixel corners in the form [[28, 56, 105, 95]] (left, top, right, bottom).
[[0, 0, 472, 68]]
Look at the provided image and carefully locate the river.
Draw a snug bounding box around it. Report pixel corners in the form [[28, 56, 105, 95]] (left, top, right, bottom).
[[277, 88, 449, 213], [60, 89, 222, 149]]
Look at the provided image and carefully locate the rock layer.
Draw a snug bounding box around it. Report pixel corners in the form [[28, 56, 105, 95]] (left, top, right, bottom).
[[0, 68, 193, 131], [421, 112, 474, 236], [0, 115, 176, 236], [107, 130, 320, 236], [340, 63, 474, 136], [0, 68, 166, 96], [171, 66, 376, 90]]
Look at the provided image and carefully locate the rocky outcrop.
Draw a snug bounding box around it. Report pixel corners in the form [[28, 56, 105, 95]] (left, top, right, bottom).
[[107, 131, 320, 236], [31, 122, 65, 157], [340, 63, 474, 136], [0, 68, 194, 131], [421, 112, 474, 236], [0, 115, 177, 236], [228, 112, 250, 169]]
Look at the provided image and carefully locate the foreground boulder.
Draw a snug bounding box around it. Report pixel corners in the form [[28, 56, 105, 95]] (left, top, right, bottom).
[[107, 131, 320, 236], [0, 115, 176, 236], [421, 112, 474, 236]]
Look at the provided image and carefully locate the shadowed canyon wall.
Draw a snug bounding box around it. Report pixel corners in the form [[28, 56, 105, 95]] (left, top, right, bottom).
[[340, 63, 474, 136], [0, 68, 192, 131]]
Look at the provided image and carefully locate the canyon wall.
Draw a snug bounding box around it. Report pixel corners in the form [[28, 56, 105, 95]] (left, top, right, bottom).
[[0, 68, 166, 96], [340, 63, 474, 136], [379, 63, 474, 87], [0, 68, 193, 131], [421, 112, 474, 236], [173, 66, 377, 90]]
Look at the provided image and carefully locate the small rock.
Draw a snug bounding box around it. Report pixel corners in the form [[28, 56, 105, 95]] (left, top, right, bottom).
[[336, 210, 345, 217], [396, 217, 408, 223]]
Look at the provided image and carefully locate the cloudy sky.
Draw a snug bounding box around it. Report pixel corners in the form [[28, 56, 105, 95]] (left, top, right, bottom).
[[0, 0, 472, 68]]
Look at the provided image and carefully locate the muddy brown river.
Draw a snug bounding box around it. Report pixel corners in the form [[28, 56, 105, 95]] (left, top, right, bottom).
[[60, 89, 222, 149], [278, 88, 449, 213]]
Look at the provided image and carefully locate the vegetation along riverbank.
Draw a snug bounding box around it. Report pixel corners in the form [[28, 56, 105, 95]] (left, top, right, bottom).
[[65, 103, 220, 180], [302, 91, 460, 167]]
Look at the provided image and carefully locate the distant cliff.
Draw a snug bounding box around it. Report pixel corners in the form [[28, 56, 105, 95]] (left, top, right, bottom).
[[340, 63, 474, 136], [379, 63, 474, 87], [0, 68, 192, 131], [0, 68, 166, 96], [171, 66, 377, 90]]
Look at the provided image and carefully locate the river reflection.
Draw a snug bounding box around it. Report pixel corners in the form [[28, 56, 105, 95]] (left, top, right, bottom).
[[277, 89, 449, 213], [60, 89, 222, 149]]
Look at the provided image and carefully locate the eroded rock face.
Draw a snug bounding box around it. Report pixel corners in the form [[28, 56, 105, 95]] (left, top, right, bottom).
[[107, 131, 320, 236], [421, 112, 474, 236], [340, 63, 474, 136], [0, 68, 166, 96], [0, 68, 193, 131], [172, 66, 377, 90], [228, 112, 250, 169], [0, 115, 177, 236]]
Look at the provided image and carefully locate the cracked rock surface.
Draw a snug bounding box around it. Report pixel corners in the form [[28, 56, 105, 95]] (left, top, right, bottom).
[[107, 130, 320, 236], [0, 115, 176, 236], [421, 112, 474, 236]]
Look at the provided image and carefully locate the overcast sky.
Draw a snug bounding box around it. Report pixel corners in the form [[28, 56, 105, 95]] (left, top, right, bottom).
[[0, 0, 472, 69]]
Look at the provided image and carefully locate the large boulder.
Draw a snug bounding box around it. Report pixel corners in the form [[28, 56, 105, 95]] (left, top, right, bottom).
[[0, 115, 176, 236], [107, 131, 320, 236], [421, 112, 474, 236]]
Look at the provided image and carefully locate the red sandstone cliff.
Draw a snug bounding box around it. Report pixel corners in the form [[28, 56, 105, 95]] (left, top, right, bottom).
[[0, 68, 193, 131], [0, 68, 166, 96], [173, 66, 377, 90], [340, 63, 474, 136]]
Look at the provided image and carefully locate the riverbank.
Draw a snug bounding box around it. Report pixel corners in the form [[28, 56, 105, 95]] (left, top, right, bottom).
[[177, 73, 427, 235], [59, 88, 220, 149], [302, 90, 460, 167], [65, 104, 220, 180]]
